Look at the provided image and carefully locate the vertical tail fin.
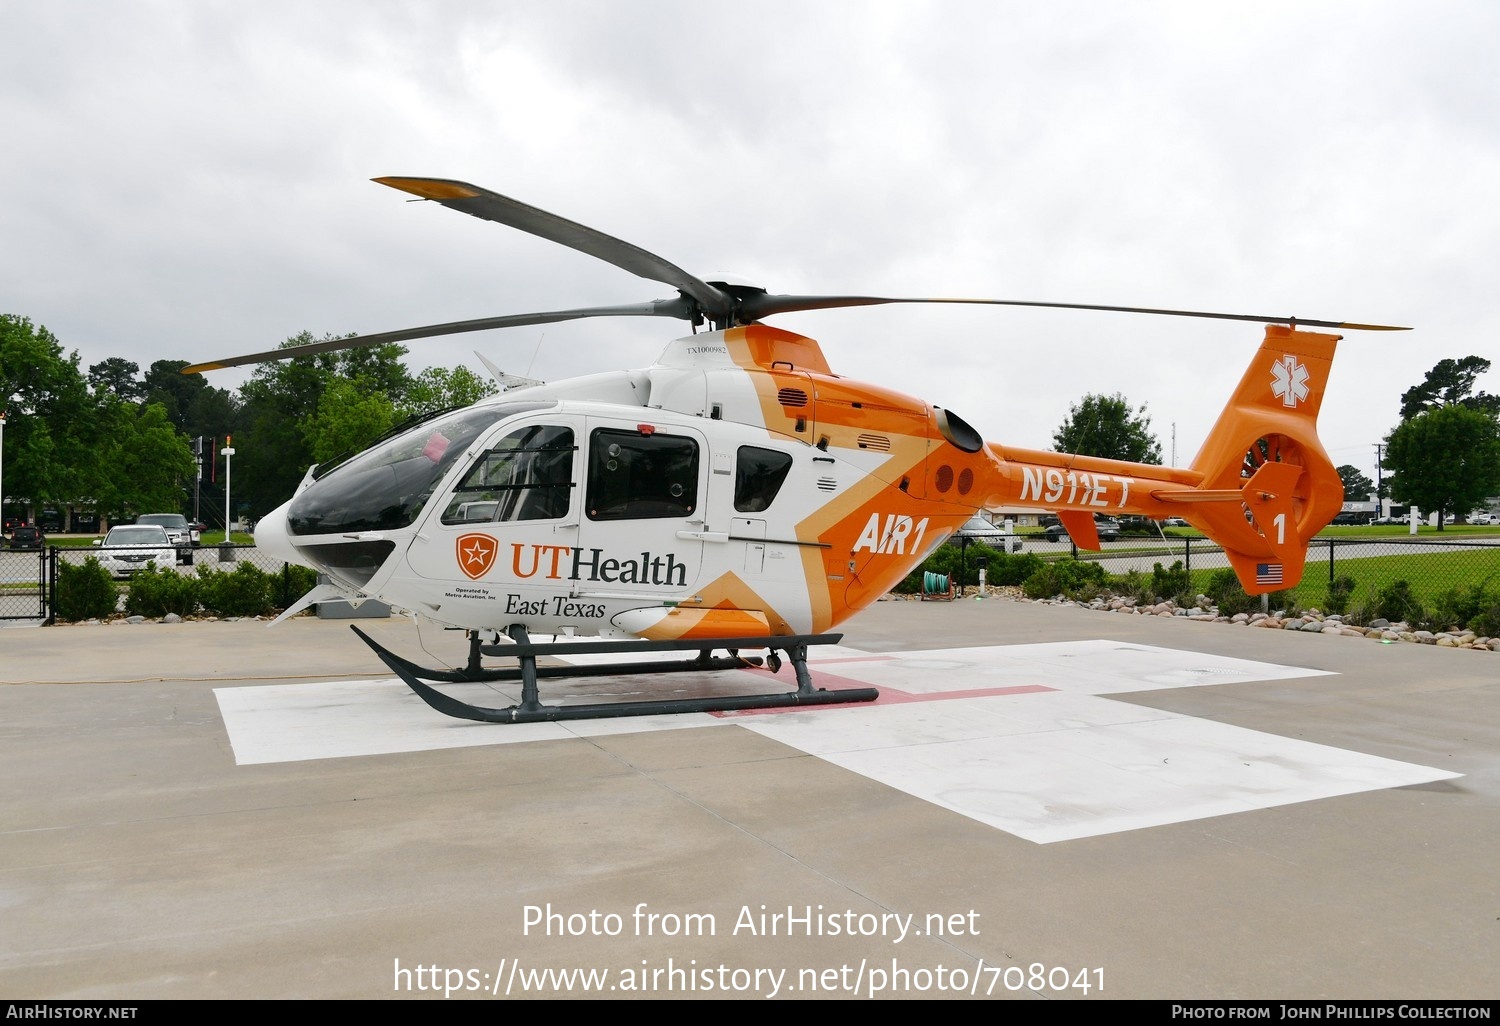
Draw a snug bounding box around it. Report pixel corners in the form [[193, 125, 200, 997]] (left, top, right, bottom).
[[1181, 326, 1344, 594]]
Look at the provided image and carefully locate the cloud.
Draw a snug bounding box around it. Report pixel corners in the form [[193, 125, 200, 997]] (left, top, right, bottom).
[[2, 0, 1493, 477]]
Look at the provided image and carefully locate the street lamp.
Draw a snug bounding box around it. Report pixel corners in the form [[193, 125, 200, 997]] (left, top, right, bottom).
[[222, 438, 235, 538]]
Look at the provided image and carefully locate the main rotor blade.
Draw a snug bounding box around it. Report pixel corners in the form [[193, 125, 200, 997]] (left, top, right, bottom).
[[374, 177, 733, 320], [738, 293, 1411, 331], [181, 297, 696, 374]]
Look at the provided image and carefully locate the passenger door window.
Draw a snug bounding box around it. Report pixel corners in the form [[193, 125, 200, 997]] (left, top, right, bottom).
[[586, 428, 698, 521]]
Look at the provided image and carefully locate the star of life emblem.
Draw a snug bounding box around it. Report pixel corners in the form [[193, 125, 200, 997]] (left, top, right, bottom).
[[1270, 355, 1310, 409], [456, 533, 498, 580]]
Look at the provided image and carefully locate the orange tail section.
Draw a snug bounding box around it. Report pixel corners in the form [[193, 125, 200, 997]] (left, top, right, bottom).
[[1168, 325, 1344, 593], [975, 325, 1343, 595]]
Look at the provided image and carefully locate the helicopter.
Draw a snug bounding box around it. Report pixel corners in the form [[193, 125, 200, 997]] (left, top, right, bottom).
[[185, 177, 1407, 723]]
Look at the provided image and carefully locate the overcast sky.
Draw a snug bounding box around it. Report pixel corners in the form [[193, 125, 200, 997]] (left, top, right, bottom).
[[4, 1, 1494, 485]]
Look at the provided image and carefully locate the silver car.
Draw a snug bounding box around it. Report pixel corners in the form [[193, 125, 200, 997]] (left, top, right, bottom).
[[94, 525, 177, 578], [953, 515, 1024, 553], [135, 513, 197, 563]]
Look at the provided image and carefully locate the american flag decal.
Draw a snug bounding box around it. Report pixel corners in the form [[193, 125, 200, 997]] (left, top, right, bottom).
[[1256, 563, 1284, 586]]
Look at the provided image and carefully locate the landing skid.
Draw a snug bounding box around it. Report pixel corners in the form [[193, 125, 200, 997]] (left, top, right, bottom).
[[351, 625, 879, 723]]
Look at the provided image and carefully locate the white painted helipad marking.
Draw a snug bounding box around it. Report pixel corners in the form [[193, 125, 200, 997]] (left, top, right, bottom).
[[214, 640, 1460, 842], [213, 678, 730, 764]]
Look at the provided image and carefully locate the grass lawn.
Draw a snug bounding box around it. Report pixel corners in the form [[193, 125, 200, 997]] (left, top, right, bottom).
[[1160, 547, 1499, 613], [1287, 548, 1500, 609]]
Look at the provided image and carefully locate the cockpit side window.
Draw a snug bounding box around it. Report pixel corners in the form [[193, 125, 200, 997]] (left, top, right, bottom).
[[734, 446, 794, 512], [586, 428, 698, 520], [441, 425, 575, 524]]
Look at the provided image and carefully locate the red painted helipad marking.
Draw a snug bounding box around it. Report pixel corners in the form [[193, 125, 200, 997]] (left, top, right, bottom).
[[865, 684, 1057, 704], [801, 655, 900, 665], [710, 666, 1056, 717]]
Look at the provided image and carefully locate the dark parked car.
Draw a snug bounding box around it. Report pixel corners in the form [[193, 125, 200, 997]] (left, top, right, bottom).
[[8, 524, 45, 549]]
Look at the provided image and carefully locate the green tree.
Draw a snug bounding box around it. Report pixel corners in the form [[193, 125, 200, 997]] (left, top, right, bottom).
[[1398, 352, 1494, 417], [401, 365, 498, 417], [0, 315, 95, 519], [1052, 393, 1162, 464], [1383, 404, 1500, 529], [303, 377, 398, 464], [88, 357, 144, 402], [89, 399, 197, 522], [1336, 465, 1376, 501], [1399, 356, 1498, 420], [137, 359, 239, 448], [233, 333, 412, 516]]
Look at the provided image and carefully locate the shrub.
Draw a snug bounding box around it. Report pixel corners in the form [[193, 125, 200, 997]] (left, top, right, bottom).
[[986, 550, 1043, 587], [196, 562, 276, 617], [1324, 576, 1357, 616], [1150, 560, 1191, 604], [1371, 580, 1425, 627], [1204, 568, 1298, 618], [1428, 578, 1496, 634], [55, 557, 119, 621], [123, 565, 199, 618], [1110, 569, 1151, 603], [1022, 558, 1107, 600], [1205, 568, 1256, 617], [272, 563, 319, 609], [1469, 603, 1500, 639]]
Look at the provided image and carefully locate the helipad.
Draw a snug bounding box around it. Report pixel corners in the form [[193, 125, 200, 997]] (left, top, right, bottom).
[[1, 600, 1494, 999]]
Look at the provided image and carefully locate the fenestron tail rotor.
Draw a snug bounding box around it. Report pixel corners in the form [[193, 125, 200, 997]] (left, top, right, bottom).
[[182, 177, 1409, 375]]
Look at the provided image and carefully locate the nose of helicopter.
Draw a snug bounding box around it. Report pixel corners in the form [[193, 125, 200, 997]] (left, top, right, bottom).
[[252, 501, 300, 567]]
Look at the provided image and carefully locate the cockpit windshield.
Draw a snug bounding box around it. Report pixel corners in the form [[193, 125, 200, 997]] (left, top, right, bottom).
[[286, 402, 554, 535]]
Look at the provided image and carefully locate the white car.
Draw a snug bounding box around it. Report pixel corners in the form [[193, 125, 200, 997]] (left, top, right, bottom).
[[94, 525, 177, 577], [1469, 512, 1496, 526], [952, 515, 1024, 553]]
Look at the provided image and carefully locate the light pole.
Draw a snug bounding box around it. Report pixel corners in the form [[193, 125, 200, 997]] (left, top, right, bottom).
[[0, 410, 6, 531], [222, 437, 235, 542], [193, 435, 202, 527]]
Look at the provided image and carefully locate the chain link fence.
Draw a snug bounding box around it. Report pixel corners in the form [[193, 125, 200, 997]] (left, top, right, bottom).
[[1052, 533, 1500, 610], [0, 544, 298, 623], [0, 547, 48, 620], [5, 537, 1498, 623]]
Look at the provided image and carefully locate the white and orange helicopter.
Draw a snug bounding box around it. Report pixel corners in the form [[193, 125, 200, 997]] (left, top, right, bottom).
[[186, 177, 1406, 723]]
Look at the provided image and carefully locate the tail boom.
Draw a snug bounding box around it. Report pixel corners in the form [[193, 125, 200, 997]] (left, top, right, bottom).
[[978, 326, 1343, 594]]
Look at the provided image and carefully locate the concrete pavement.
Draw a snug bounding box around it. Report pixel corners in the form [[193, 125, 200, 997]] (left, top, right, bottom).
[[0, 599, 1495, 1000]]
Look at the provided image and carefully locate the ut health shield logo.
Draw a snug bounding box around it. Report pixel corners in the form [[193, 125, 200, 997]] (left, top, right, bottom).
[[456, 533, 498, 580]]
